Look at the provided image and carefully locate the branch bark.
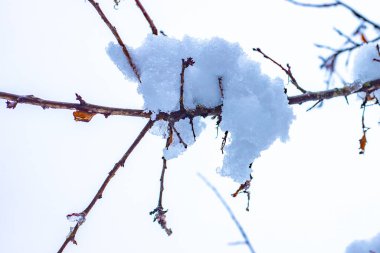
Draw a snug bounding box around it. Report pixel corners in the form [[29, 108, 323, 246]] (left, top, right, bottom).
[[287, 79, 380, 105], [135, 0, 158, 35], [0, 91, 221, 121], [88, 0, 141, 82], [57, 119, 154, 253], [1, 79, 379, 118]]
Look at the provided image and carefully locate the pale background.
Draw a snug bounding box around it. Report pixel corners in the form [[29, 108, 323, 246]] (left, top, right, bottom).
[[0, 0, 379, 253]]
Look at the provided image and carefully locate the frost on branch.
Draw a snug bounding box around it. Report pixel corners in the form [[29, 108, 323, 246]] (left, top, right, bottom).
[[107, 35, 294, 183]]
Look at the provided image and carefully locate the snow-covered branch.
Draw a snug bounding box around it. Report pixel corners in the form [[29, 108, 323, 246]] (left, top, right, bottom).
[[2, 78, 379, 116]]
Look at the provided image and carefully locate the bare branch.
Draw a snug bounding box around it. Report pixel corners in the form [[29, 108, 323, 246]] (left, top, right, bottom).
[[333, 27, 360, 46], [285, 0, 339, 8], [2, 78, 380, 118], [134, 0, 158, 35], [287, 79, 380, 105], [0, 91, 222, 121], [221, 131, 228, 154], [171, 123, 188, 149], [198, 173, 255, 253], [58, 119, 154, 252], [253, 48, 307, 94], [0, 91, 148, 118], [87, 0, 141, 82], [150, 157, 172, 236], [286, 0, 380, 30], [286, 0, 380, 85]]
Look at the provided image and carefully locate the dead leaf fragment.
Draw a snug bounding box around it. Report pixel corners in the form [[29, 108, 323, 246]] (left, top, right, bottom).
[[165, 127, 173, 149], [360, 33, 368, 43], [359, 133, 367, 154], [73, 111, 95, 122]]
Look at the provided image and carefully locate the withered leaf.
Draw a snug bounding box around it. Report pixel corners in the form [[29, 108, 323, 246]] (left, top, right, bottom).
[[359, 133, 367, 154], [73, 111, 96, 122], [360, 33, 368, 44], [232, 184, 245, 198], [166, 132, 173, 148]]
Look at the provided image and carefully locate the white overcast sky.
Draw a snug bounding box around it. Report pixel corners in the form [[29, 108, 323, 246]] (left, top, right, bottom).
[[0, 0, 380, 253]]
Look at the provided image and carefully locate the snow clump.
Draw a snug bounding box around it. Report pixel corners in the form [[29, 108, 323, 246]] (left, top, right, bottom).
[[352, 42, 380, 99], [345, 232, 380, 253], [107, 35, 294, 183]]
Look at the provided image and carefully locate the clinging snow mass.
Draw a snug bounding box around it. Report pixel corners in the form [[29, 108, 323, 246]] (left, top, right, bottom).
[[107, 35, 294, 183]]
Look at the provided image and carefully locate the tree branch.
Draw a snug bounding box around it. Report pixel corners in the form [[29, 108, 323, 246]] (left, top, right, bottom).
[[287, 79, 380, 104], [58, 119, 154, 253], [0, 91, 221, 121], [149, 157, 172, 236], [253, 48, 307, 94], [134, 0, 158, 35], [87, 0, 141, 82], [197, 173, 255, 253], [2, 79, 380, 119], [286, 0, 380, 30]]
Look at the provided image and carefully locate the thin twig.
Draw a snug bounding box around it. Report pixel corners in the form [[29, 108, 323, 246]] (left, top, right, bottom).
[[252, 48, 307, 94], [287, 0, 380, 84], [171, 123, 188, 149], [179, 58, 195, 111], [333, 27, 360, 46], [134, 0, 158, 35], [231, 172, 253, 212], [286, 0, 380, 30], [189, 116, 196, 141], [285, 0, 339, 8], [58, 119, 154, 253], [287, 78, 380, 104], [150, 157, 172, 236], [306, 99, 323, 111], [87, 0, 141, 82], [197, 173, 255, 253], [218, 76, 224, 99], [221, 131, 228, 154]]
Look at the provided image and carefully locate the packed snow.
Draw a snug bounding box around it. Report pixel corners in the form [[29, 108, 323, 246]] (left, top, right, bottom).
[[345, 233, 380, 253], [107, 35, 294, 182], [352, 42, 380, 99]]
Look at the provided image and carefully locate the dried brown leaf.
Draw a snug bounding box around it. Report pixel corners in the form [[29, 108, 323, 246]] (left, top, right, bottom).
[[360, 33, 368, 43], [73, 111, 96, 122], [359, 133, 367, 154]]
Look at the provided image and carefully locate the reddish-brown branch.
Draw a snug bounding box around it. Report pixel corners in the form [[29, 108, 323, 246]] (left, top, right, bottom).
[[253, 48, 307, 94], [134, 0, 158, 35], [286, 0, 380, 30], [2, 79, 380, 118], [0, 91, 149, 118], [87, 0, 141, 82], [171, 123, 188, 148], [150, 157, 172, 236], [287, 79, 380, 104], [286, 0, 380, 85], [58, 119, 154, 253], [0, 91, 222, 121], [179, 58, 195, 111]]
